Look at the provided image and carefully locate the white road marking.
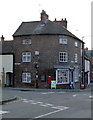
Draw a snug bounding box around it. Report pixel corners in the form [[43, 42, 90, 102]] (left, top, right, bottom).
[[73, 94, 77, 97], [89, 96, 93, 98], [34, 109, 64, 118], [22, 99, 69, 112], [31, 102, 38, 104], [40, 104, 48, 107], [45, 103, 53, 106], [36, 102, 43, 104], [41, 93, 48, 95], [0, 111, 9, 114], [22, 99, 27, 101], [29, 100, 34, 102], [23, 101, 29, 103]]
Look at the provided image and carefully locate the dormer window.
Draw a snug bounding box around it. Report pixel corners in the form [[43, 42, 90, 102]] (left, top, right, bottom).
[[59, 38, 67, 44], [22, 39, 31, 44]]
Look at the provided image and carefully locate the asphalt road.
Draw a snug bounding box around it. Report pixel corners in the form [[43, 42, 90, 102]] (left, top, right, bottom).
[[1, 88, 92, 119]]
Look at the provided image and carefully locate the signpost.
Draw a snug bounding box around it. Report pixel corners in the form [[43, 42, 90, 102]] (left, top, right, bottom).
[[51, 80, 56, 89]]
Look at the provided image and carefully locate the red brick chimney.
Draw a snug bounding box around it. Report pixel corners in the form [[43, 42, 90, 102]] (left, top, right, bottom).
[[40, 10, 49, 24], [54, 18, 67, 28], [1, 35, 5, 41]]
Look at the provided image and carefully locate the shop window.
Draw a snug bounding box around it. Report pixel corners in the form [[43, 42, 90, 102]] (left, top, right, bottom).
[[56, 69, 69, 84]]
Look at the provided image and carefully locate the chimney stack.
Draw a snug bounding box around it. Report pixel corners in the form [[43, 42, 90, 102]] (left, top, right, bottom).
[[53, 18, 67, 28], [41, 10, 49, 24], [1, 35, 5, 41]]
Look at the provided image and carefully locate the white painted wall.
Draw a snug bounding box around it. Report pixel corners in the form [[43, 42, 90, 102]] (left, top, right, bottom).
[[0, 55, 13, 83], [85, 59, 90, 85]]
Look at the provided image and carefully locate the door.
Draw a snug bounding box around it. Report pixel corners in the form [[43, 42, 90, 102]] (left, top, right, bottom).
[[6, 72, 13, 86]]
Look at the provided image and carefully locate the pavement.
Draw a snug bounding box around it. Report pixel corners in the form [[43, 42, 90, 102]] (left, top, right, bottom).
[[0, 83, 93, 105]]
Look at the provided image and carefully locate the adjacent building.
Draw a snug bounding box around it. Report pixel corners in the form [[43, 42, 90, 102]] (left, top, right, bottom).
[[0, 36, 14, 87], [85, 49, 93, 82]]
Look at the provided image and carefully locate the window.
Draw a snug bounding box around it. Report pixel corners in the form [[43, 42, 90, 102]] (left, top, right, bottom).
[[22, 39, 31, 44], [22, 52, 31, 62], [59, 52, 68, 62], [59, 38, 67, 44], [35, 51, 39, 55], [56, 69, 69, 84], [41, 74, 45, 81], [75, 53, 78, 63], [75, 42, 78, 47], [22, 72, 31, 83]]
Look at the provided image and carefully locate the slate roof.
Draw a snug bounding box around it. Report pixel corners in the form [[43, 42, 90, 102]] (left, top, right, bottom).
[[0, 41, 14, 54], [13, 20, 82, 42], [85, 50, 93, 58]]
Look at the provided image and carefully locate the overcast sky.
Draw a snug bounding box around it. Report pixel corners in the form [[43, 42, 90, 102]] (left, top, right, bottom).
[[0, 0, 92, 49]]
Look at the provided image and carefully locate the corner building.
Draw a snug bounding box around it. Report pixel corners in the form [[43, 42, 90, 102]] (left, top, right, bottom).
[[13, 10, 84, 88]]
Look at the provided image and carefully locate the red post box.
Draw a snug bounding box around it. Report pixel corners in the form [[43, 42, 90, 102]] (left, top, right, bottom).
[[48, 76, 51, 84], [80, 84, 85, 89]]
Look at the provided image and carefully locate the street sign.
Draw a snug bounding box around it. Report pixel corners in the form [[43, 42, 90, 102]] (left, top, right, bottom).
[[51, 80, 56, 89]]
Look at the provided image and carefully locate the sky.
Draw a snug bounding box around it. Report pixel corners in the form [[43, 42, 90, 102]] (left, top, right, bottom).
[[0, 0, 92, 49]]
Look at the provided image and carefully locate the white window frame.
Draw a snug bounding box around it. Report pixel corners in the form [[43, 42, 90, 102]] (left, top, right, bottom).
[[59, 52, 68, 62], [22, 52, 31, 62], [75, 42, 78, 47], [59, 38, 67, 44], [56, 69, 69, 84], [22, 72, 31, 83], [22, 39, 31, 45], [75, 53, 78, 63]]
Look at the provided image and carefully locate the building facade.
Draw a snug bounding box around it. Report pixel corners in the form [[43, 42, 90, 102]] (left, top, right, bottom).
[[12, 10, 84, 88]]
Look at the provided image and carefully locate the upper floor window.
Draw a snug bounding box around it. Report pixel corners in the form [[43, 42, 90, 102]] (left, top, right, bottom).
[[22, 72, 31, 83], [75, 42, 78, 47], [59, 52, 68, 62], [75, 53, 78, 63], [22, 52, 31, 62], [22, 39, 31, 45], [59, 38, 67, 44]]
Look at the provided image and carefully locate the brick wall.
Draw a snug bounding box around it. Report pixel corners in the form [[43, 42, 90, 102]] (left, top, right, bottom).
[[13, 35, 82, 88]]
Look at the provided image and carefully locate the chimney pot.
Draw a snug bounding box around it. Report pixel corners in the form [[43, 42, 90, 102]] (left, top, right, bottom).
[[1, 35, 4, 41], [55, 18, 57, 21]]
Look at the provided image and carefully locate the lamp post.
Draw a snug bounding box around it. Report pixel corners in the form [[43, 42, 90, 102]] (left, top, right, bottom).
[[35, 63, 39, 88], [70, 66, 74, 89]]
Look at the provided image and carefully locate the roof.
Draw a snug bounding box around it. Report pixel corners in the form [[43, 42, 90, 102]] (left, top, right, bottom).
[[13, 20, 83, 42], [85, 50, 93, 58], [0, 41, 14, 54]]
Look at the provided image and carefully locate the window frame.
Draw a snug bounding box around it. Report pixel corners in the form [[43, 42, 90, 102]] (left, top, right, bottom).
[[22, 52, 31, 62], [56, 69, 69, 84], [75, 42, 78, 47], [75, 53, 78, 63], [59, 38, 67, 44], [59, 52, 68, 62], [22, 72, 31, 83], [22, 39, 31, 45]]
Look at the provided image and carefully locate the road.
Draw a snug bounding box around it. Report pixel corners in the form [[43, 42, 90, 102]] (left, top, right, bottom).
[[1, 88, 92, 119]]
